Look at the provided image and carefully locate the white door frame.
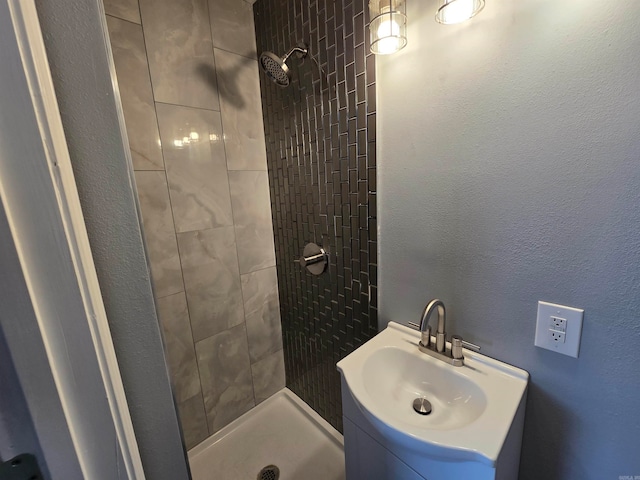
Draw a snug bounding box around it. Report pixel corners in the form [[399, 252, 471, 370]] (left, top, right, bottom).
[[0, 0, 144, 478]]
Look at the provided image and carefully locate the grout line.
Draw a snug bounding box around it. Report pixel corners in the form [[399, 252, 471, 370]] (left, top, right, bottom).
[[136, 1, 158, 108], [248, 360, 258, 405], [131, 167, 164, 172], [105, 13, 142, 27], [134, 0, 143, 28], [205, 0, 224, 116], [174, 223, 235, 236], [155, 289, 186, 301], [212, 45, 259, 62], [154, 100, 221, 114], [239, 263, 278, 277]]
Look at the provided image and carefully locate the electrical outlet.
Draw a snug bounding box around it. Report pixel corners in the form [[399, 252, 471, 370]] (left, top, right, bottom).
[[550, 330, 565, 343], [534, 301, 584, 357], [550, 316, 566, 333]]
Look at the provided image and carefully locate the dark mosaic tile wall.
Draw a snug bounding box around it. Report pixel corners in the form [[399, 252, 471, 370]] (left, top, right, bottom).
[[254, 0, 378, 431]]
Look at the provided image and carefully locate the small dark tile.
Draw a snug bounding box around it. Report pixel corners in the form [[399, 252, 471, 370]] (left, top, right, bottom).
[[367, 84, 376, 112], [353, 0, 364, 16], [356, 102, 366, 129], [368, 167, 376, 189], [357, 130, 367, 155], [367, 141, 376, 166], [334, 2, 344, 26], [354, 13, 365, 46], [356, 73, 366, 103], [344, 5, 354, 37], [368, 217, 377, 240], [355, 44, 366, 75], [346, 64, 356, 92], [367, 114, 376, 141], [327, 45, 336, 73], [345, 35, 355, 65], [366, 54, 376, 84]]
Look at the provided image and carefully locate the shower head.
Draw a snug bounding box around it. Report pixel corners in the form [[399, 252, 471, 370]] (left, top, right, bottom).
[[259, 52, 291, 87], [259, 43, 308, 87]]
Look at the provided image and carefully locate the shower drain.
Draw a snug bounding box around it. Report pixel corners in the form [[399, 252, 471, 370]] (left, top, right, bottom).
[[257, 465, 280, 480]]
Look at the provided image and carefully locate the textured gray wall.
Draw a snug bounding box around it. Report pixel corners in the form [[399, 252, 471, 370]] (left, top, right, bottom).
[[377, 1, 640, 479], [35, 1, 190, 478]]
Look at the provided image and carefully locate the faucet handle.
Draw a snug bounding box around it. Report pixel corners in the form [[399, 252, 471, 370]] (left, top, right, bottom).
[[451, 336, 481, 357], [451, 335, 463, 360], [461, 340, 481, 352]]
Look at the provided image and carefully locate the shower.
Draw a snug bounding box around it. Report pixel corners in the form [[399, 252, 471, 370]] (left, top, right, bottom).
[[259, 42, 308, 87]]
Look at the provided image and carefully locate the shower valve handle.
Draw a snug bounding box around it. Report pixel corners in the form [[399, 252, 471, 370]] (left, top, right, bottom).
[[298, 251, 325, 267], [295, 243, 328, 275]]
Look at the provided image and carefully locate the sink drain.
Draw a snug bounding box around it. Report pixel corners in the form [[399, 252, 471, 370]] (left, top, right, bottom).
[[413, 397, 432, 415], [257, 465, 280, 480]]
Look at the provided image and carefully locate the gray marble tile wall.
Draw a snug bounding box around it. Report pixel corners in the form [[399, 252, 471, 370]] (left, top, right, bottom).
[[103, 0, 284, 450]]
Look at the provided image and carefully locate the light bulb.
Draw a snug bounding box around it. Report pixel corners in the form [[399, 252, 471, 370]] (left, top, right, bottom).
[[369, 0, 407, 55], [436, 0, 484, 25], [376, 18, 401, 54]]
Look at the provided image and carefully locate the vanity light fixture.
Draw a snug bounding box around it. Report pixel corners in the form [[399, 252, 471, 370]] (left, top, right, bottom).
[[435, 0, 484, 25], [369, 0, 407, 55]]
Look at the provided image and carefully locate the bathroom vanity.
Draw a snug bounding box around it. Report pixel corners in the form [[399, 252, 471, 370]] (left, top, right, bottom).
[[337, 322, 528, 480]]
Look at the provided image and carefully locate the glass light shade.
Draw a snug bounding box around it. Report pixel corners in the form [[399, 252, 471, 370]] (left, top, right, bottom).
[[435, 0, 485, 25], [369, 0, 407, 55]]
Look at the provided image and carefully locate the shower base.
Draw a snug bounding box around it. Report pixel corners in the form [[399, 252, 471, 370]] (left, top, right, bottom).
[[188, 388, 345, 480]]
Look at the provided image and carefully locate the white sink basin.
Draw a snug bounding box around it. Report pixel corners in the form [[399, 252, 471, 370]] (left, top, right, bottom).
[[337, 322, 529, 466], [363, 346, 487, 431]]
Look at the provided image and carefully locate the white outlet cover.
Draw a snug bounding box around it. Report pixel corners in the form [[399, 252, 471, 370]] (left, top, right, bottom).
[[534, 301, 584, 358]]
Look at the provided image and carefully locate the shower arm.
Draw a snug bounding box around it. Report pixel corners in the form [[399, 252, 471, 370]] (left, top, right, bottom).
[[282, 45, 308, 64]]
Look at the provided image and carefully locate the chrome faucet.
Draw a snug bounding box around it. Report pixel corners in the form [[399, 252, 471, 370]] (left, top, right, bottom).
[[408, 299, 481, 367], [419, 299, 446, 353]]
